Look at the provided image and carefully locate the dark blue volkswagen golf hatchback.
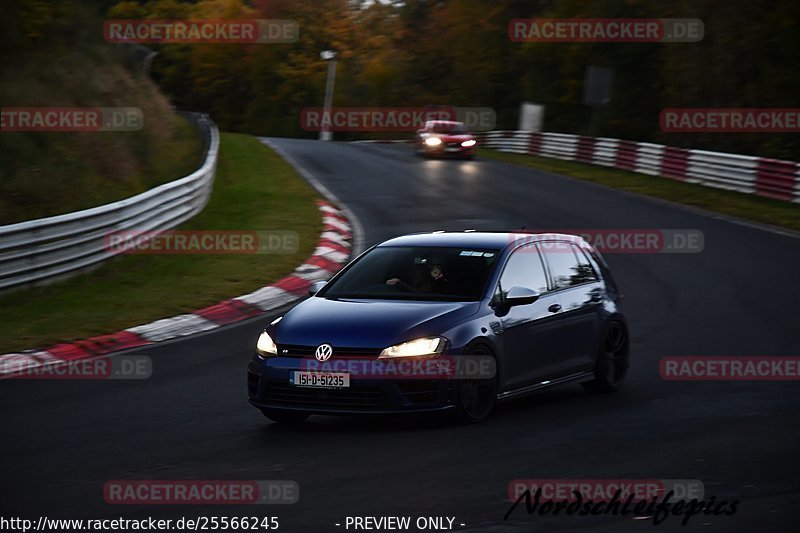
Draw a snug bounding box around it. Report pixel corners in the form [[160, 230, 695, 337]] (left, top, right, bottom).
[[248, 231, 628, 423]]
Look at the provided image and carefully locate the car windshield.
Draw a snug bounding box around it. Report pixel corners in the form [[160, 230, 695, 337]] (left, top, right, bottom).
[[431, 123, 468, 134], [321, 245, 500, 301]]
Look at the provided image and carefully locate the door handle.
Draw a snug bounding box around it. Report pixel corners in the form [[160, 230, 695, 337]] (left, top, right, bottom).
[[548, 303, 562, 313]]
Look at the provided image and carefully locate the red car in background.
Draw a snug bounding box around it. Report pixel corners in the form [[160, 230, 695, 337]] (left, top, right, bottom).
[[415, 120, 477, 159]]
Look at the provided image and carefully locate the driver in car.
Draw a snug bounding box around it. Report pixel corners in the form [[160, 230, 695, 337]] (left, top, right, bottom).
[[386, 262, 448, 293]]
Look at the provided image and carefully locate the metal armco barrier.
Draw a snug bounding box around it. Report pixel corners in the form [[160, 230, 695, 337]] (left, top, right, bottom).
[[479, 131, 800, 204], [0, 113, 219, 291]]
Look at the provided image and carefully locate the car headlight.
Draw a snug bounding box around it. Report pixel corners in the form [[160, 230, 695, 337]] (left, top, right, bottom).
[[256, 330, 278, 357], [379, 337, 446, 358], [425, 137, 442, 146], [461, 139, 476, 147]]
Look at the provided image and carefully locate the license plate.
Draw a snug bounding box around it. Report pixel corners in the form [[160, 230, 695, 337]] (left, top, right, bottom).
[[291, 371, 350, 388], [446, 147, 460, 152]]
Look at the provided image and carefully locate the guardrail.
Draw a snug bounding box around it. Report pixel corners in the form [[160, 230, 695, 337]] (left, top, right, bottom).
[[478, 131, 800, 204], [0, 113, 219, 292]]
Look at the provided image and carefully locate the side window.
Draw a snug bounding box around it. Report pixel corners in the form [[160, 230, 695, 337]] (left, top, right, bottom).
[[497, 246, 549, 299], [539, 241, 597, 289], [587, 247, 618, 294], [572, 245, 599, 284]]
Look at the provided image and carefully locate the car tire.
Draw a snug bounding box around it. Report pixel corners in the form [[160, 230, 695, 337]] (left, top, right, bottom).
[[261, 409, 310, 424], [454, 345, 498, 424], [582, 320, 629, 393]]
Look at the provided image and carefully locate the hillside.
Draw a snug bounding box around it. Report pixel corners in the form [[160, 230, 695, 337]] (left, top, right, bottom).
[[0, 1, 203, 225]]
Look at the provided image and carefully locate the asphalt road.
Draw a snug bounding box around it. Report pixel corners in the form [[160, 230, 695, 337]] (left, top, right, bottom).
[[2, 139, 799, 532]]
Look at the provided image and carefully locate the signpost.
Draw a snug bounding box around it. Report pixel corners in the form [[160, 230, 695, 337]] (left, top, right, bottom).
[[320, 50, 337, 141]]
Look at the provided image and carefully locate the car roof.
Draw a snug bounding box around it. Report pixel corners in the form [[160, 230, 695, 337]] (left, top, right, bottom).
[[377, 231, 589, 250]]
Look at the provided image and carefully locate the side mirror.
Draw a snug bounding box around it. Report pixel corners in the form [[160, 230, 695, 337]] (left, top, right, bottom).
[[505, 286, 540, 307], [309, 280, 327, 296]]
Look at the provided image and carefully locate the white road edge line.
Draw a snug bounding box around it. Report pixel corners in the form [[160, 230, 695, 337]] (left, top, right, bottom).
[[260, 137, 366, 256]]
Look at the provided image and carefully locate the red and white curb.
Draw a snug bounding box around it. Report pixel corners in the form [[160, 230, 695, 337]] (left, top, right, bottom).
[[0, 200, 351, 376], [478, 131, 800, 203]]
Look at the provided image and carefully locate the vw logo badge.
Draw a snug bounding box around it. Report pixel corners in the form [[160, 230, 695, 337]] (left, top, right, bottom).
[[315, 343, 333, 362]]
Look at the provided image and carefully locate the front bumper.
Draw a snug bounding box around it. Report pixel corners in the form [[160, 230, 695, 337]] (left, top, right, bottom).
[[419, 141, 476, 157], [247, 356, 456, 415]]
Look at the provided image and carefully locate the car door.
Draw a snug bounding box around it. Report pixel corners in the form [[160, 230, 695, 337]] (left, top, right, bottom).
[[494, 244, 564, 389], [538, 241, 605, 375]]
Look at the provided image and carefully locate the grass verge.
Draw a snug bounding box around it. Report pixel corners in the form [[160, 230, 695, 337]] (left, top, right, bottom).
[[0, 133, 322, 353], [478, 148, 800, 232]]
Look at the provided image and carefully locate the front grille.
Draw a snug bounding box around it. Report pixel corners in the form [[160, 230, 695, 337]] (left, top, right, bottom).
[[446, 142, 460, 148], [263, 383, 392, 409], [277, 344, 381, 358]]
